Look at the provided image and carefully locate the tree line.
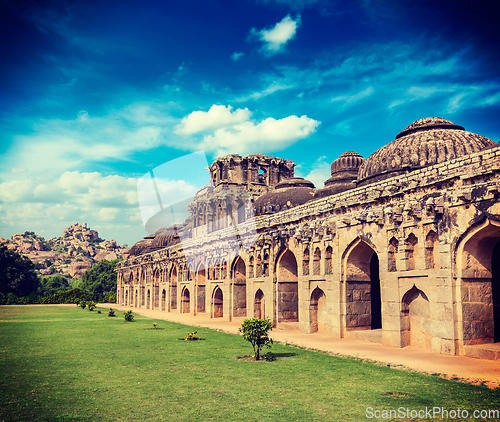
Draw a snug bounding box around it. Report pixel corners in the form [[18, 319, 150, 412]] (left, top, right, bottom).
[[0, 246, 118, 305]]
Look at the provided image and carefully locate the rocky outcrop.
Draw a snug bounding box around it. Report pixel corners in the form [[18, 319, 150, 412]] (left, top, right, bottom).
[[1, 223, 130, 278]]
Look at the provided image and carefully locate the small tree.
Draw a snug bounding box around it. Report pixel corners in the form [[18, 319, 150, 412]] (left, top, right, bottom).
[[239, 317, 273, 361]]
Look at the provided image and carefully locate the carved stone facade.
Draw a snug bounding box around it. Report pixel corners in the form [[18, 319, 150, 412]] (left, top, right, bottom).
[[117, 118, 500, 359]]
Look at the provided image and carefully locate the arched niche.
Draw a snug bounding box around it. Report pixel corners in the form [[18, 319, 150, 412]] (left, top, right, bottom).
[[181, 287, 190, 313], [254, 289, 265, 319], [212, 287, 223, 318], [401, 286, 431, 349], [277, 250, 298, 322], [233, 257, 247, 317], [310, 287, 327, 333]]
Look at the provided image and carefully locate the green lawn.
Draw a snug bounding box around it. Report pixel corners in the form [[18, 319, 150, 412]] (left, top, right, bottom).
[[0, 306, 498, 421]]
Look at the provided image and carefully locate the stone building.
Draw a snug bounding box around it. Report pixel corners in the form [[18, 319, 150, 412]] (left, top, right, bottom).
[[116, 117, 500, 359]]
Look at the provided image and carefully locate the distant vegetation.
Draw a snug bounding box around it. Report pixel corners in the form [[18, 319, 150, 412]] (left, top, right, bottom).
[[0, 246, 118, 305]]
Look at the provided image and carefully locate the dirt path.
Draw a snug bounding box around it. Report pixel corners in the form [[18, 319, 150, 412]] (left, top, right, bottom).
[[99, 303, 500, 389]]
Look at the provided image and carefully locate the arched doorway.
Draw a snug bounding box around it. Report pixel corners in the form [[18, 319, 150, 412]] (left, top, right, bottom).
[[233, 257, 247, 317], [147, 289, 151, 309], [213, 287, 223, 318], [125, 290, 128, 306], [344, 239, 381, 331], [401, 286, 431, 349], [493, 240, 500, 342], [254, 289, 265, 318], [161, 289, 166, 311], [458, 220, 500, 345], [197, 264, 206, 313], [181, 288, 190, 313], [170, 266, 177, 310], [277, 250, 298, 322], [310, 288, 327, 333]]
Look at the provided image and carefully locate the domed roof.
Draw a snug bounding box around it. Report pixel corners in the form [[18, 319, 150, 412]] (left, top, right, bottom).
[[150, 225, 181, 250], [128, 237, 154, 257], [253, 178, 316, 215], [330, 151, 365, 175], [313, 151, 364, 200], [357, 117, 496, 186]]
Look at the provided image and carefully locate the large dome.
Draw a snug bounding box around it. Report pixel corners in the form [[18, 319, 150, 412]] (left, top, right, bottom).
[[357, 117, 496, 186], [253, 177, 315, 215]]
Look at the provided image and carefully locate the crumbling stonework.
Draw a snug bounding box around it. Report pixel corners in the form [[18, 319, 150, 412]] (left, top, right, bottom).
[[117, 118, 500, 360]]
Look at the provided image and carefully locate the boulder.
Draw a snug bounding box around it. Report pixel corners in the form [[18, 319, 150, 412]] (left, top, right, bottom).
[[69, 261, 92, 278]]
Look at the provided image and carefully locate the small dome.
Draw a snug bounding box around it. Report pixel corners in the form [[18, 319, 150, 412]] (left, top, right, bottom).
[[275, 177, 315, 189], [357, 117, 496, 186], [150, 225, 181, 250], [330, 151, 365, 175], [253, 178, 316, 215], [314, 152, 364, 199], [128, 237, 154, 257]]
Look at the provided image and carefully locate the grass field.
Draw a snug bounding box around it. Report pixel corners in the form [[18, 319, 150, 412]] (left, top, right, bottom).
[[0, 305, 499, 421]]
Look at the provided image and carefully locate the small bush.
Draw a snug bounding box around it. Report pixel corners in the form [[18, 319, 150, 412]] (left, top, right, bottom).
[[184, 330, 199, 340], [124, 310, 134, 322], [108, 308, 115, 317], [87, 301, 96, 311], [79, 300, 86, 309]]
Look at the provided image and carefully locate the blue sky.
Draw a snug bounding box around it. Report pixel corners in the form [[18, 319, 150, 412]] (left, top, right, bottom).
[[0, 0, 499, 246]]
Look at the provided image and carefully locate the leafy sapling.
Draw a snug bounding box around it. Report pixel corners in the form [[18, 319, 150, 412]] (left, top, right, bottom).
[[239, 317, 273, 361]]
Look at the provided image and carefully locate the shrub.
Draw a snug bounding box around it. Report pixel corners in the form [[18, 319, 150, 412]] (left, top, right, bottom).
[[239, 317, 273, 361], [87, 301, 96, 311], [108, 308, 115, 317], [184, 330, 198, 340], [124, 310, 134, 322], [79, 300, 87, 309]]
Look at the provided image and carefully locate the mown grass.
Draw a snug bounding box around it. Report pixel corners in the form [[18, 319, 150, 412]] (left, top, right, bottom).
[[0, 306, 499, 421]]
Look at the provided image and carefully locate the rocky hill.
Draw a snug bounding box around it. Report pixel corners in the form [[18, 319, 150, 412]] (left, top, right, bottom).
[[0, 223, 130, 278]]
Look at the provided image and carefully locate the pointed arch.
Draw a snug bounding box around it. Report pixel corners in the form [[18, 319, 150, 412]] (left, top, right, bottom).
[[388, 237, 398, 272], [313, 247, 321, 276], [197, 263, 206, 313], [254, 289, 265, 319], [277, 249, 298, 322], [212, 286, 223, 318], [343, 238, 381, 330], [405, 233, 418, 271], [181, 287, 190, 313], [455, 219, 500, 345], [303, 247, 310, 276], [310, 287, 327, 333], [325, 246, 333, 275], [401, 286, 431, 349], [170, 265, 178, 310], [425, 230, 439, 269], [161, 289, 166, 311], [233, 257, 247, 317]]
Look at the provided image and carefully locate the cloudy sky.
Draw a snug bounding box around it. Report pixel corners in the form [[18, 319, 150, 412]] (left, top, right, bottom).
[[0, 0, 499, 246]]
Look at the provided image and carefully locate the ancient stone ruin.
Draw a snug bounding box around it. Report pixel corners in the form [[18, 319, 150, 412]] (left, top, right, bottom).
[[116, 117, 500, 360]]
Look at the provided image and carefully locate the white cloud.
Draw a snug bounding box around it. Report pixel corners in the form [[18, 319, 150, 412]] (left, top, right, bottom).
[[250, 15, 301, 55], [0, 169, 198, 245], [200, 114, 320, 156], [295, 156, 331, 188], [0, 102, 177, 179], [174, 105, 252, 135]]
